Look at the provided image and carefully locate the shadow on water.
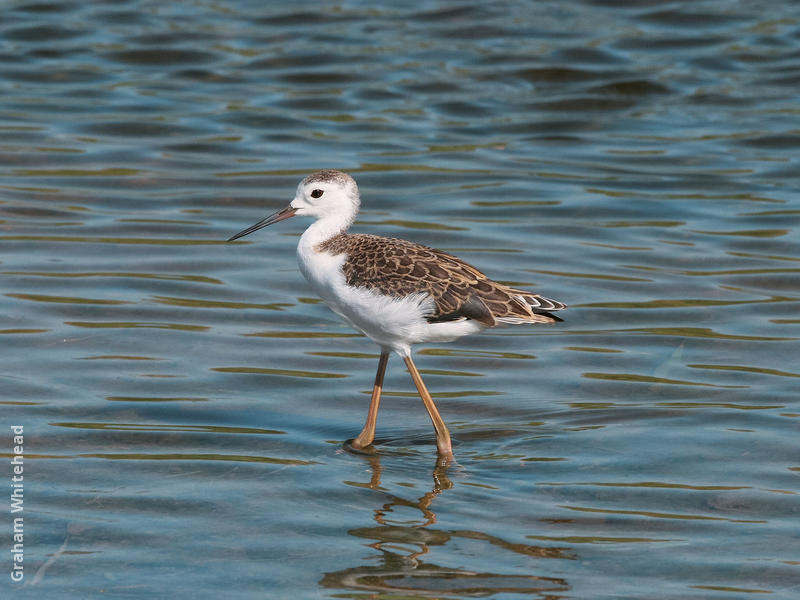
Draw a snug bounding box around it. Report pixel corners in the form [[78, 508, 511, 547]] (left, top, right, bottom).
[[321, 453, 572, 598]]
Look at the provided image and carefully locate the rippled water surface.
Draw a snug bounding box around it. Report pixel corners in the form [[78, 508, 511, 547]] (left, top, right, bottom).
[[2, 1, 799, 598]]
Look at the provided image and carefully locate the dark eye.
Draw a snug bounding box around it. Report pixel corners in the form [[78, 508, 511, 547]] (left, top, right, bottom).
[[310, 189, 324, 199]]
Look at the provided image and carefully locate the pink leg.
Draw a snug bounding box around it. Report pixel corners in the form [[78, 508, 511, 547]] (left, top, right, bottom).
[[351, 351, 389, 449], [403, 354, 453, 458]]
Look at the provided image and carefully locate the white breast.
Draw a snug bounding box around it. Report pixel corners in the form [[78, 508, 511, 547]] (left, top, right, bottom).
[[296, 233, 483, 355]]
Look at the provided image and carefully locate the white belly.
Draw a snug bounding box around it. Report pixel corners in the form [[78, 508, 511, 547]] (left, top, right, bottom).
[[297, 242, 483, 356]]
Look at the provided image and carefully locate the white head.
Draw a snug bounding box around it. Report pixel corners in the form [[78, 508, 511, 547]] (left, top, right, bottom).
[[290, 169, 360, 220], [227, 169, 360, 242]]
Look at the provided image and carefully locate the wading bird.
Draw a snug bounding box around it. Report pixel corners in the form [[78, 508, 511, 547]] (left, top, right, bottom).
[[228, 170, 565, 460]]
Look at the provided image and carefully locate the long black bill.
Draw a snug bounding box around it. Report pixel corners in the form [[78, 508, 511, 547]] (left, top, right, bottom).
[[227, 206, 297, 242]]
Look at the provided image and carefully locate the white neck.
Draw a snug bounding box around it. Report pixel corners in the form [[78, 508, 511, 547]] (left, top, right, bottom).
[[298, 211, 354, 250]]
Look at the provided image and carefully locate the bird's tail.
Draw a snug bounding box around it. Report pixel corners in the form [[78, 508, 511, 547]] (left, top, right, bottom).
[[495, 290, 566, 325]]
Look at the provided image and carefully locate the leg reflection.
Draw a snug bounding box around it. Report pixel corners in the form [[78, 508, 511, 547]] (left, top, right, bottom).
[[322, 452, 571, 596]]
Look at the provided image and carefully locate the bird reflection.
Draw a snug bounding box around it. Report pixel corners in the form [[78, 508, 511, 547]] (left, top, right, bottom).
[[321, 452, 571, 597], [362, 452, 452, 528]]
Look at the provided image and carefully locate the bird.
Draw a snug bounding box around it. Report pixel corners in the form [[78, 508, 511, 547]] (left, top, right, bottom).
[[227, 169, 565, 460]]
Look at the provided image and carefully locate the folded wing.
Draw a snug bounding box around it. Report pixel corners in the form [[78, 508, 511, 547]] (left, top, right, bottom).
[[318, 233, 566, 327]]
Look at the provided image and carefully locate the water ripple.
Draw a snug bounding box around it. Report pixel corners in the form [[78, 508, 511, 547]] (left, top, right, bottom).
[[2, 1, 798, 597]]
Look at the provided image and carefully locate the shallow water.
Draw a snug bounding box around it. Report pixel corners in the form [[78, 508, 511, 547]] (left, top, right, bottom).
[[2, 1, 799, 598]]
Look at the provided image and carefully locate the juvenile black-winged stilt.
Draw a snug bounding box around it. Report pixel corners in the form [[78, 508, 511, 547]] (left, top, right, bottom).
[[228, 170, 565, 460]]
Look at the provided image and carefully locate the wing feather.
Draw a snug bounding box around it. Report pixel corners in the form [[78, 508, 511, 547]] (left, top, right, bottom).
[[317, 233, 565, 326]]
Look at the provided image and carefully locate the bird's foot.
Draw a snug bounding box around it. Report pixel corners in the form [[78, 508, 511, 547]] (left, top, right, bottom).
[[435, 447, 455, 467], [343, 438, 379, 455]]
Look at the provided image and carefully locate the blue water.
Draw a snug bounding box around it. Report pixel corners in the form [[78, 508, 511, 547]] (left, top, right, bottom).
[[1, 1, 799, 598]]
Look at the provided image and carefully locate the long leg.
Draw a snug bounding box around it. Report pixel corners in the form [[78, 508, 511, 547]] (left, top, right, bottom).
[[403, 354, 453, 458], [351, 351, 389, 450]]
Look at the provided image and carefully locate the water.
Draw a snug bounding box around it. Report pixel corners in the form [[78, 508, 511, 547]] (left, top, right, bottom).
[[2, 1, 799, 598]]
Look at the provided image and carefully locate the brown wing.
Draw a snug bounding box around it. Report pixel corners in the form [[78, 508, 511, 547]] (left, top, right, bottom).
[[318, 233, 565, 327]]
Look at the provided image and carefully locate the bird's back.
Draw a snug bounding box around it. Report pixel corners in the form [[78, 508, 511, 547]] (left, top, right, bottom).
[[317, 233, 565, 327]]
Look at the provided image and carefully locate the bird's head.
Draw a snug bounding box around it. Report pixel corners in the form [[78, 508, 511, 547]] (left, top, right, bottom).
[[227, 169, 360, 242], [290, 169, 360, 220]]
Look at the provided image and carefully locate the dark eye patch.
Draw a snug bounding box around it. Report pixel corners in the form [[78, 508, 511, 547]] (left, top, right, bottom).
[[310, 189, 324, 198]]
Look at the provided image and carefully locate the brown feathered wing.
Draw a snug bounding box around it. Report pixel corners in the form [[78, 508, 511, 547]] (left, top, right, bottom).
[[317, 234, 565, 327]]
